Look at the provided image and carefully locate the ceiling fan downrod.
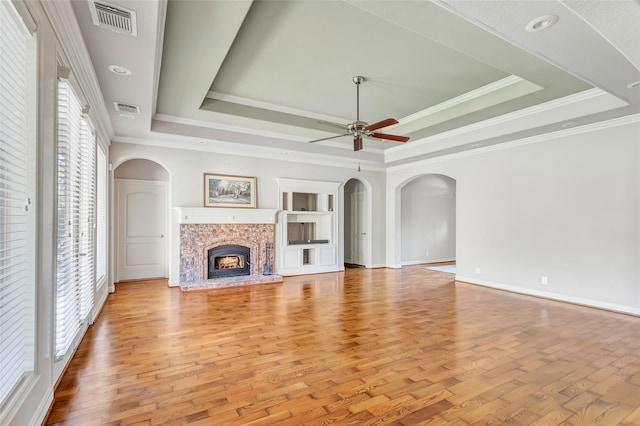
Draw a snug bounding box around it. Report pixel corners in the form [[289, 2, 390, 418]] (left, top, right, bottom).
[[353, 75, 364, 123]]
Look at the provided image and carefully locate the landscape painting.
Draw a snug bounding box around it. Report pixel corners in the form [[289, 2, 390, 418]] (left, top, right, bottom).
[[204, 174, 256, 208]]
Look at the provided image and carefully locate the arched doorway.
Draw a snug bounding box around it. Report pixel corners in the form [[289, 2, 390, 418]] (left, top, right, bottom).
[[343, 178, 371, 267], [114, 159, 170, 281], [400, 174, 456, 266]]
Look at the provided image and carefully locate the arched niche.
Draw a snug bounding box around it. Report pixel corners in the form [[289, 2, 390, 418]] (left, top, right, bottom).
[[399, 174, 456, 265]]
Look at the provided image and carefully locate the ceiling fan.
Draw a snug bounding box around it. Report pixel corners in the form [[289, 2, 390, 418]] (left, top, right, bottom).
[[309, 76, 410, 151]]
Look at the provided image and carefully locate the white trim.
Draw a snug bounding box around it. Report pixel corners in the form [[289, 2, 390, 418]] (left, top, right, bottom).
[[90, 280, 109, 324], [402, 258, 455, 266], [368, 263, 388, 269], [456, 276, 640, 317], [385, 88, 628, 163], [0, 374, 39, 426], [387, 113, 640, 172], [387, 75, 542, 134], [206, 91, 350, 125], [28, 386, 53, 426], [113, 135, 388, 172], [176, 207, 278, 225]]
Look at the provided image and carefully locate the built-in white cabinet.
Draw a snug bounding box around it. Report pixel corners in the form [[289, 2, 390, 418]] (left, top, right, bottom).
[[276, 178, 341, 275]]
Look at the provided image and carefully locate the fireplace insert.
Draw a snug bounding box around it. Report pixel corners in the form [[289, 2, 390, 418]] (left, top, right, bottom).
[[208, 244, 250, 279]]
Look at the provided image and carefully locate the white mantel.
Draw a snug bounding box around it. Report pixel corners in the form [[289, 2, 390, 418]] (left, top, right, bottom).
[[175, 207, 278, 225]]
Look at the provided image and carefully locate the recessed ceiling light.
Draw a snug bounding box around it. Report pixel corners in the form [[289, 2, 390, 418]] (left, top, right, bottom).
[[108, 64, 131, 75], [526, 15, 558, 32], [627, 81, 640, 89]]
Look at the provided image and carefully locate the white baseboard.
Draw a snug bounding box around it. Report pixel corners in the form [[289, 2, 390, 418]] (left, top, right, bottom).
[[30, 387, 54, 426], [402, 258, 455, 266], [455, 276, 640, 316]]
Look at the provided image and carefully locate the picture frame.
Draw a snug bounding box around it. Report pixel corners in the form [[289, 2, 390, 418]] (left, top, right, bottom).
[[203, 173, 257, 208]]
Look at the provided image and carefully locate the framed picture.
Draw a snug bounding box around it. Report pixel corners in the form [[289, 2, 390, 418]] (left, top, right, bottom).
[[204, 173, 257, 208]]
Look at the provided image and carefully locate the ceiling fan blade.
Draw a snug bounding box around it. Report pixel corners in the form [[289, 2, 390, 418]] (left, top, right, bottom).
[[318, 120, 349, 132], [369, 132, 410, 143], [353, 135, 363, 151], [308, 133, 350, 143], [365, 118, 399, 132]]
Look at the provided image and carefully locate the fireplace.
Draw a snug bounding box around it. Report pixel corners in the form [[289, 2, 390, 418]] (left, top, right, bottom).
[[208, 244, 251, 279], [176, 209, 281, 289]]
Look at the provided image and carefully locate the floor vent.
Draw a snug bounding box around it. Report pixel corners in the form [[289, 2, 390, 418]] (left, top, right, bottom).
[[113, 102, 140, 115], [89, 1, 138, 36]]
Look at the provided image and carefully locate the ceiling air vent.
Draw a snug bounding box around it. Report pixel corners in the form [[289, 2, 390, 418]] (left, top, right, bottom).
[[88, 1, 138, 36], [113, 102, 140, 115]]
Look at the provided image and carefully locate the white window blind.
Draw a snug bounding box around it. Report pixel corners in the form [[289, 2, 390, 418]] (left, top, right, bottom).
[[96, 147, 106, 283], [56, 80, 96, 359], [79, 117, 95, 317], [0, 0, 35, 406]]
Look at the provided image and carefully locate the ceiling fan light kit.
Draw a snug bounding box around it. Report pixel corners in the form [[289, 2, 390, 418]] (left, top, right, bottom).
[[309, 76, 410, 151]]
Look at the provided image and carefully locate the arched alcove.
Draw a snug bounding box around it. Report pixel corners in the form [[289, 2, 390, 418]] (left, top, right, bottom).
[[399, 174, 456, 265]]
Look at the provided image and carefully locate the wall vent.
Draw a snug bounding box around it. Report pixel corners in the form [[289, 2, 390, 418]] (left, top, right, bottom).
[[88, 1, 138, 36], [113, 102, 140, 115]]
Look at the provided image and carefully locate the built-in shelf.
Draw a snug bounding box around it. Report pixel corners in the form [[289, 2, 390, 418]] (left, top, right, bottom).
[[276, 178, 341, 276]]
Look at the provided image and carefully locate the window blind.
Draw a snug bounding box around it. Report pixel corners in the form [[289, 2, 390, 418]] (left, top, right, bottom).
[[79, 117, 95, 317], [0, 0, 35, 406], [96, 147, 106, 283], [56, 79, 96, 359]]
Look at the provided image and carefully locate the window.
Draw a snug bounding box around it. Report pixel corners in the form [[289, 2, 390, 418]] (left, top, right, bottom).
[[0, 0, 36, 407], [56, 79, 96, 359]]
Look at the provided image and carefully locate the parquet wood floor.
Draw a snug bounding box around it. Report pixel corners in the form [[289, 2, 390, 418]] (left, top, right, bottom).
[[46, 265, 640, 425]]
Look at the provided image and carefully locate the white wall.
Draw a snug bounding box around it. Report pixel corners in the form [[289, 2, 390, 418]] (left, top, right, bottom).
[[388, 117, 640, 314], [401, 174, 456, 264], [109, 142, 388, 281]]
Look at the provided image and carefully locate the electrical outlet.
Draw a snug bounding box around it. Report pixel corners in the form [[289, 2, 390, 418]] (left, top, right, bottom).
[[541, 276, 548, 285], [475, 267, 481, 274]]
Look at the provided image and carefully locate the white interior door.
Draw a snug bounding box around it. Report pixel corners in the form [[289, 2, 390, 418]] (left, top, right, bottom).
[[116, 179, 167, 281], [351, 192, 368, 266]]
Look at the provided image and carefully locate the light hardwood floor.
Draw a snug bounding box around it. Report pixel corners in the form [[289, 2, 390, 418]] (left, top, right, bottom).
[[46, 265, 640, 425]]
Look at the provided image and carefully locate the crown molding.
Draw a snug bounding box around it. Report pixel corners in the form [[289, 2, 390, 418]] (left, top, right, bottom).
[[40, 0, 114, 141], [385, 88, 628, 163], [112, 134, 387, 173], [387, 113, 640, 172]]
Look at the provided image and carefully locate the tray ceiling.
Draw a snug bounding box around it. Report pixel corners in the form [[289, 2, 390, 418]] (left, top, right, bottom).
[[71, 0, 640, 166]]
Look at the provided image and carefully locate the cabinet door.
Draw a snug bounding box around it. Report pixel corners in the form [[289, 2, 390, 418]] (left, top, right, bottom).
[[282, 248, 302, 269], [318, 246, 336, 266]]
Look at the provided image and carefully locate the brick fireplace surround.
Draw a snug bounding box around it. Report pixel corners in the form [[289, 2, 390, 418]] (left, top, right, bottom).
[[174, 208, 282, 291]]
